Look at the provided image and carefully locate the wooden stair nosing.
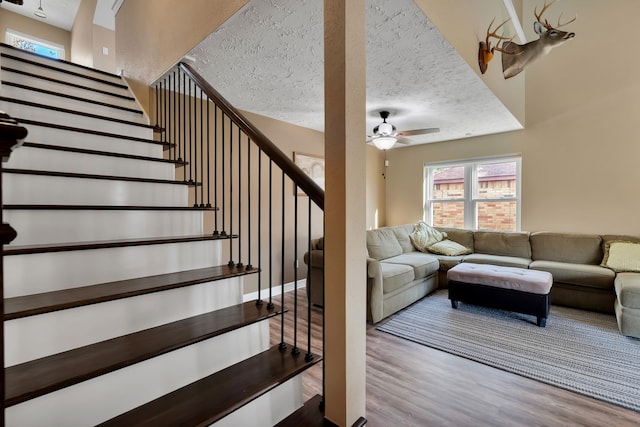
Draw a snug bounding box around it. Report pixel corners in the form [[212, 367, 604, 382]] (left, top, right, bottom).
[[275, 394, 329, 427], [4, 204, 217, 211], [1, 66, 136, 101], [3, 234, 234, 256], [5, 301, 283, 407], [5, 265, 259, 320], [0, 96, 153, 130], [4, 168, 201, 187], [2, 81, 143, 115], [14, 118, 172, 147], [97, 345, 321, 427], [0, 49, 127, 89], [21, 141, 187, 167]]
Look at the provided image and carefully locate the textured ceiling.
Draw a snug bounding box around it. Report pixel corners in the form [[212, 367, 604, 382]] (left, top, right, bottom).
[[189, 0, 523, 147]]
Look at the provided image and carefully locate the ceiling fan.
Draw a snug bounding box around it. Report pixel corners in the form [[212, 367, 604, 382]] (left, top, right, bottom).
[[366, 110, 439, 150]]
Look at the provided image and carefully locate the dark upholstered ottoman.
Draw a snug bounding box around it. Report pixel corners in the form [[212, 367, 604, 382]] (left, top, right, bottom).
[[447, 263, 553, 327]]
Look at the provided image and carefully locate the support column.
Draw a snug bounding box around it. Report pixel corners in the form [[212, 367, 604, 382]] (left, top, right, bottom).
[[323, 1, 367, 426]]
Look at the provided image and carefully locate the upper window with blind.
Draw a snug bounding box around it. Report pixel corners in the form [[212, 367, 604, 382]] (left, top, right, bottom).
[[6, 29, 65, 60], [424, 156, 521, 231]]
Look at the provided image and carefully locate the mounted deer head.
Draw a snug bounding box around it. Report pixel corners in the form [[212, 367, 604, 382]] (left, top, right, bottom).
[[500, 0, 576, 79], [478, 18, 513, 74]]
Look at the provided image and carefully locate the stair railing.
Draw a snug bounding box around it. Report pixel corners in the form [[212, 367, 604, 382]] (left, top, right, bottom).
[[152, 62, 325, 393]]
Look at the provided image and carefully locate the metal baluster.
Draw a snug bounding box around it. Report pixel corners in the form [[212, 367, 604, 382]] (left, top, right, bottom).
[[292, 182, 300, 356], [246, 137, 253, 271], [305, 197, 314, 362], [172, 70, 177, 161], [256, 147, 263, 306], [199, 88, 205, 207], [206, 97, 212, 208], [182, 72, 187, 180], [279, 169, 287, 350], [236, 127, 243, 269], [267, 159, 274, 309], [220, 113, 226, 236], [228, 120, 234, 266], [213, 105, 219, 233]]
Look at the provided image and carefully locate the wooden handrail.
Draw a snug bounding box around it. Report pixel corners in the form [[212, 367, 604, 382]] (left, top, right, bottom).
[[179, 62, 324, 210]]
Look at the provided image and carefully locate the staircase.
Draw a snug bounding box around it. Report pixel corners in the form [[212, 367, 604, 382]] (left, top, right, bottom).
[[0, 43, 323, 426]]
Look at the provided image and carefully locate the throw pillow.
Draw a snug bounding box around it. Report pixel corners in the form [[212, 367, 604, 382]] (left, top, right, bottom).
[[426, 239, 472, 256], [409, 221, 444, 252], [601, 240, 640, 273]]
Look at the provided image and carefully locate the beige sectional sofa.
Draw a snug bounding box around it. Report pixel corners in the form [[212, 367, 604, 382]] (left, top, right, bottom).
[[304, 224, 640, 338]]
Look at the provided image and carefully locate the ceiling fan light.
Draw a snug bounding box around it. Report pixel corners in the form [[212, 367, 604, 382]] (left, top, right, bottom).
[[377, 122, 394, 136], [373, 136, 396, 150], [34, 0, 46, 18]]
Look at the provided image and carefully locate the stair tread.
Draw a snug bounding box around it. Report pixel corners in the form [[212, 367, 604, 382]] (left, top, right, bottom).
[[16, 118, 171, 147], [98, 344, 321, 426], [21, 141, 186, 166], [1, 66, 136, 101], [276, 394, 327, 427], [5, 168, 199, 186], [2, 81, 143, 114], [5, 265, 256, 320], [0, 96, 152, 130], [4, 234, 233, 256], [5, 301, 282, 407]]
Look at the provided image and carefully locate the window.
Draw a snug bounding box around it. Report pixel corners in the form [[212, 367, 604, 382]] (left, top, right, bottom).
[[424, 156, 521, 231], [6, 29, 65, 60]]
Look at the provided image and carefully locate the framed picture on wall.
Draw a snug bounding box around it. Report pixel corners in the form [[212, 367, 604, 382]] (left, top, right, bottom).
[[294, 152, 325, 196]]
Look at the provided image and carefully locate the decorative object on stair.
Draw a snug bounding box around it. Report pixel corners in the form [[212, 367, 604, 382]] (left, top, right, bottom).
[[34, 0, 46, 18], [377, 290, 640, 412]]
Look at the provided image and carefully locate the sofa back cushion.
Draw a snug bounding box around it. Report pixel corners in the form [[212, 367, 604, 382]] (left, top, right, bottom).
[[530, 232, 602, 265], [391, 224, 416, 253], [367, 228, 403, 260], [436, 227, 474, 251], [474, 231, 531, 259]]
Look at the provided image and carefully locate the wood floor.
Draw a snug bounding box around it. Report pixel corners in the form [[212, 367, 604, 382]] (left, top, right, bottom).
[[270, 289, 640, 426]]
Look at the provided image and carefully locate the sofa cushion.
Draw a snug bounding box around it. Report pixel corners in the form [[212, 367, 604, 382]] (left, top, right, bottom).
[[431, 255, 465, 271], [473, 230, 531, 258], [367, 228, 402, 260], [426, 239, 471, 256], [379, 262, 415, 294], [409, 221, 444, 252], [601, 240, 640, 273], [530, 232, 602, 264], [436, 227, 474, 251], [529, 260, 614, 290], [463, 254, 531, 269], [383, 252, 440, 279], [391, 224, 416, 253], [615, 273, 640, 309]]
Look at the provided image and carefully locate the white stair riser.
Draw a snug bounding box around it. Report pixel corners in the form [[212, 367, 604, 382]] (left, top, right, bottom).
[[1, 58, 131, 98], [2, 68, 141, 111], [21, 124, 164, 158], [5, 240, 222, 297], [6, 277, 243, 365], [214, 377, 303, 427], [4, 174, 189, 206], [6, 321, 271, 427], [0, 101, 153, 140], [1, 48, 125, 87], [6, 209, 203, 246], [1, 84, 149, 125], [7, 146, 175, 181]]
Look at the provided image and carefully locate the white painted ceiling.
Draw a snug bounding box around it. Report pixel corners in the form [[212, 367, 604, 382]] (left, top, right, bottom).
[[1, 0, 81, 31], [2, 0, 523, 147]]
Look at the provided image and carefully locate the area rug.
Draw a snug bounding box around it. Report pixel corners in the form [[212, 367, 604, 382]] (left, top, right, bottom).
[[376, 290, 640, 412]]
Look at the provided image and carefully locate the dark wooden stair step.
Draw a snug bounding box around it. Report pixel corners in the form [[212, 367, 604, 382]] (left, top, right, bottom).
[[4, 168, 200, 186], [21, 141, 186, 167], [98, 344, 321, 426], [5, 264, 255, 320], [1, 66, 136, 101], [15, 118, 170, 147], [275, 394, 328, 427], [0, 96, 154, 130], [4, 234, 232, 256], [5, 301, 282, 407], [2, 81, 143, 115]]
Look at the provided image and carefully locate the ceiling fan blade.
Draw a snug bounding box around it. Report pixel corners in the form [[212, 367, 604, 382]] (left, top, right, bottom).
[[398, 127, 440, 137]]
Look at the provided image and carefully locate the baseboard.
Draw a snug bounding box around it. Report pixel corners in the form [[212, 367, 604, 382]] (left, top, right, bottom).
[[243, 279, 306, 302]]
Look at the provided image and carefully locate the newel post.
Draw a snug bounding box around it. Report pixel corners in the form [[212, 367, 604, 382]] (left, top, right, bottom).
[[0, 111, 25, 427]]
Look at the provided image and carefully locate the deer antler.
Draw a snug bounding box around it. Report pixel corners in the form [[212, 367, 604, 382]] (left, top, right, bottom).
[[478, 17, 513, 73], [535, 0, 576, 30], [485, 17, 512, 48]]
